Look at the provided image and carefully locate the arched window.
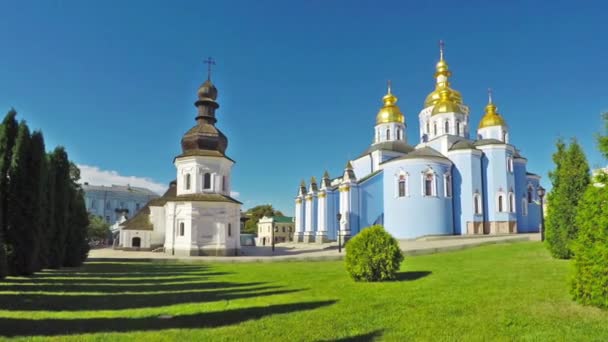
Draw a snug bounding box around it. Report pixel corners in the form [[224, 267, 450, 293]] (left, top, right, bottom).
[[522, 198, 528, 216], [444, 174, 452, 197], [424, 173, 434, 196], [527, 185, 533, 203], [507, 157, 514, 173], [396, 129, 401, 140], [203, 173, 211, 189], [386, 129, 390, 141], [185, 174, 191, 190], [456, 120, 460, 135], [179, 222, 185, 236], [222, 176, 227, 191], [433, 122, 437, 136], [426, 121, 430, 134], [508, 192, 515, 213], [444, 120, 450, 134], [474, 193, 482, 215], [502, 130, 507, 142], [398, 174, 406, 197], [228, 223, 232, 237], [498, 194, 505, 212]]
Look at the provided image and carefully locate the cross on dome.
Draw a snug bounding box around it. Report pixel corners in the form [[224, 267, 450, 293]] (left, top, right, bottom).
[[203, 57, 216, 81]]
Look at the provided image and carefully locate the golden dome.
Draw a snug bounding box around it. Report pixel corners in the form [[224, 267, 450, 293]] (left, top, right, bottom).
[[424, 40, 465, 108], [478, 90, 507, 128], [376, 82, 405, 125], [431, 88, 460, 115]]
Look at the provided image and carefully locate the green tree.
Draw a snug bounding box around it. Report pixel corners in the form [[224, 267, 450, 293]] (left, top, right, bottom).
[[243, 204, 284, 234], [571, 113, 608, 309], [5, 121, 37, 275], [0, 110, 18, 279], [345, 225, 404, 282], [47, 147, 71, 268], [29, 131, 48, 272], [63, 163, 89, 267], [88, 214, 111, 242], [545, 139, 590, 259]]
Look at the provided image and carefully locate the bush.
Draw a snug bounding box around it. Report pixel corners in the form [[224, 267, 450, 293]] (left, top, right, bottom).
[[345, 225, 403, 282], [571, 185, 608, 309]]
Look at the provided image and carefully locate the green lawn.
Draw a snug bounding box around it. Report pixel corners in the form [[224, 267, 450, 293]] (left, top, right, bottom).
[[1, 242, 607, 341]]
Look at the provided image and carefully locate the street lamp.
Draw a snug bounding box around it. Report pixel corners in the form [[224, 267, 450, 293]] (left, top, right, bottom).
[[537, 185, 546, 242], [336, 213, 342, 253]]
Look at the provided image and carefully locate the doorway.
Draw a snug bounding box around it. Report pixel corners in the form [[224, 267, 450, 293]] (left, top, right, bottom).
[[132, 237, 141, 248]]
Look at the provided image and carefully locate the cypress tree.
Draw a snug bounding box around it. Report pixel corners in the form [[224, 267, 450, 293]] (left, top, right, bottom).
[[63, 163, 90, 267], [29, 131, 47, 272], [0, 110, 18, 279], [545, 139, 590, 259], [571, 113, 608, 308], [6, 122, 36, 275], [42, 153, 56, 269], [47, 147, 71, 268]]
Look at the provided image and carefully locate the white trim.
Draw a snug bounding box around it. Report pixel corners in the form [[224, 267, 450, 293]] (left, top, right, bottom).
[[508, 192, 515, 213], [496, 192, 506, 213], [444, 173, 452, 198]]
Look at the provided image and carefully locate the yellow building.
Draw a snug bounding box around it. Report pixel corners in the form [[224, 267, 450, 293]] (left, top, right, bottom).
[[257, 216, 294, 246]]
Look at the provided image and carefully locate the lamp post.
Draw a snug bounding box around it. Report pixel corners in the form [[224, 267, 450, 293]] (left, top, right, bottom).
[[336, 213, 342, 253], [537, 185, 546, 242]]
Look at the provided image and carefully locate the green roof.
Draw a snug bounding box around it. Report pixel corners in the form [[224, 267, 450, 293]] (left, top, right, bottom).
[[272, 216, 294, 223]]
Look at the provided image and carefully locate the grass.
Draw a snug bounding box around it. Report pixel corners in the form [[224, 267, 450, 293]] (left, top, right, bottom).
[[0, 242, 607, 341]]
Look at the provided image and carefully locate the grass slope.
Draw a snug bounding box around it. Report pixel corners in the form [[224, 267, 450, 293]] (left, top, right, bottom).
[[0, 242, 607, 341]]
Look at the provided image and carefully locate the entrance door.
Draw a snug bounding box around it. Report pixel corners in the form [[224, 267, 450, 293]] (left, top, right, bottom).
[[132, 237, 141, 248]]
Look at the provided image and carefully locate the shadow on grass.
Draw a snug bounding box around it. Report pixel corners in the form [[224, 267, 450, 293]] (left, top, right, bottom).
[[0, 300, 337, 337], [0, 281, 267, 293], [393, 271, 432, 282], [0, 285, 304, 311], [326, 330, 384, 341]]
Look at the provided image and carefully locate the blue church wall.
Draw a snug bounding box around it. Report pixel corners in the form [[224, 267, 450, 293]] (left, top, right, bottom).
[[358, 172, 384, 232], [449, 150, 483, 235], [352, 155, 372, 181], [480, 146, 516, 223], [513, 159, 529, 231], [381, 159, 454, 239], [525, 176, 541, 232]]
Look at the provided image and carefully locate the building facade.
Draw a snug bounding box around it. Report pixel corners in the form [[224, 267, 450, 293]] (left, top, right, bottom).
[[294, 43, 542, 241], [118, 73, 242, 256], [256, 216, 295, 245], [83, 184, 159, 225]]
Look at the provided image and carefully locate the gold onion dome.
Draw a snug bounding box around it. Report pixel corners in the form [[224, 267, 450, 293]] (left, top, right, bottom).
[[478, 89, 507, 128], [424, 41, 463, 108], [376, 81, 405, 125], [431, 88, 459, 115], [197, 79, 218, 101]]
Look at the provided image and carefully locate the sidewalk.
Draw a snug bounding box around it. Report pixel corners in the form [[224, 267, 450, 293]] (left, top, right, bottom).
[[88, 233, 540, 263]]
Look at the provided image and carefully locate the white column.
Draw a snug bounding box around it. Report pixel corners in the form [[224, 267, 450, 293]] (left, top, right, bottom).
[[316, 191, 329, 242]]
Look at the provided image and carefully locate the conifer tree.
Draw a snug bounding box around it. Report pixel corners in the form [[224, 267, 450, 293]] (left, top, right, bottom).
[[571, 113, 608, 308], [42, 153, 57, 269], [47, 147, 71, 268], [28, 131, 47, 272], [63, 163, 90, 267], [5, 122, 38, 275], [0, 110, 19, 278], [545, 138, 590, 259]]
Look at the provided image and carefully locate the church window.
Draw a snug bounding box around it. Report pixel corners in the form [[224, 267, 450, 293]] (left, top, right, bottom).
[[424, 173, 435, 196], [386, 129, 390, 141], [433, 122, 437, 136], [222, 176, 226, 191], [522, 198, 528, 216], [508, 192, 515, 213], [397, 129, 401, 140], [444, 120, 450, 134], [474, 193, 482, 215], [179, 222, 185, 236], [498, 194, 505, 212], [502, 130, 507, 142], [456, 120, 460, 135], [398, 174, 407, 197], [507, 157, 514, 173], [203, 173, 211, 189], [228, 223, 232, 237], [426, 121, 430, 134], [185, 174, 191, 190], [527, 185, 534, 203], [444, 174, 452, 197]]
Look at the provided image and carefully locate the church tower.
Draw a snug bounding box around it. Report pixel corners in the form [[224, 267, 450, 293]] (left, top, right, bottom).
[[477, 89, 509, 143], [374, 81, 406, 145], [419, 41, 470, 144], [164, 61, 242, 256]]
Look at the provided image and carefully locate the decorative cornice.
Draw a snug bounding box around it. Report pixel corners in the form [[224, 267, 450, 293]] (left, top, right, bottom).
[[339, 185, 350, 192]]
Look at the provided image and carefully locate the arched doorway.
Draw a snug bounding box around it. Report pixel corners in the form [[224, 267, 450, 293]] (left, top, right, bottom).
[[132, 237, 141, 248]]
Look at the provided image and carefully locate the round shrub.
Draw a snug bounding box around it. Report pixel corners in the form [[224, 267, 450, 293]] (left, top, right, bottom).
[[345, 225, 403, 282], [571, 185, 608, 309]]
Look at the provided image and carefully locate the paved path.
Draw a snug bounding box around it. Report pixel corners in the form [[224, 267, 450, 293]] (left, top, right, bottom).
[[88, 233, 540, 263]]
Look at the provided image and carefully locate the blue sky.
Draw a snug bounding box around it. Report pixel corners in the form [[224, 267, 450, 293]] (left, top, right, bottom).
[[0, 1, 606, 214]]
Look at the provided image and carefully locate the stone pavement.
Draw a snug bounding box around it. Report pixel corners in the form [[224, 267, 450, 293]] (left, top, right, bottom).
[[88, 233, 540, 263]]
